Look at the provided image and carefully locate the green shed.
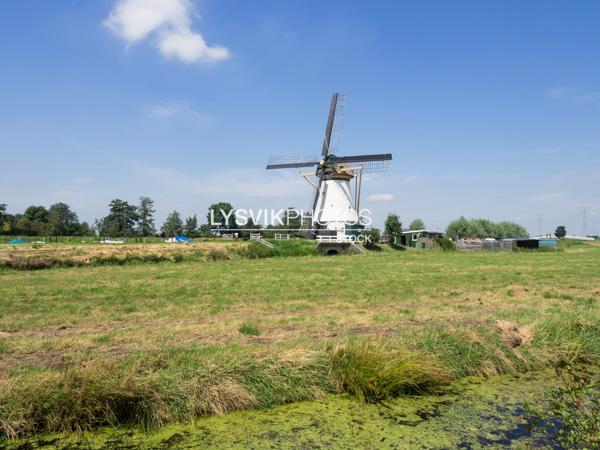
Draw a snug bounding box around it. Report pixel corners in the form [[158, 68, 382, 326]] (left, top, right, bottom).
[[397, 229, 445, 249]]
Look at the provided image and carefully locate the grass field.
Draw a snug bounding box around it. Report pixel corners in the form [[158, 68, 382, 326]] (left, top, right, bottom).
[[0, 241, 599, 439]]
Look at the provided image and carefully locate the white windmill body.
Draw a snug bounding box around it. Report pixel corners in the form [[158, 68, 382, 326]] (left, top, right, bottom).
[[313, 175, 358, 233]]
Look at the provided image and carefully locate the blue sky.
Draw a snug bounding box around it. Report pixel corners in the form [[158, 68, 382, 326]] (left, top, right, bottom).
[[1, 0, 599, 234]]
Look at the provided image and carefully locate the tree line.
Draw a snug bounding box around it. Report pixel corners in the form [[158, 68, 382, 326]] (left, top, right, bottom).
[[85, 197, 225, 238], [0, 202, 93, 236], [380, 214, 530, 243], [445, 217, 528, 239], [0, 199, 304, 238]]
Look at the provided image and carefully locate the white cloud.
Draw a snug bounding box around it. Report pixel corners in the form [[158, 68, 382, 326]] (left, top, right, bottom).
[[71, 176, 94, 185], [130, 161, 305, 199], [403, 175, 420, 184], [546, 86, 569, 100], [104, 0, 229, 64], [158, 29, 229, 63], [141, 100, 213, 123], [546, 85, 600, 105], [367, 194, 395, 201], [527, 192, 567, 203], [575, 91, 600, 105], [142, 102, 182, 119]]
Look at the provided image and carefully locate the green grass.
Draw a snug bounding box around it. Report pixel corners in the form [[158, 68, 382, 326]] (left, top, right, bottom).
[[238, 322, 261, 336], [240, 239, 317, 258], [329, 340, 452, 401], [0, 241, 599, 438]]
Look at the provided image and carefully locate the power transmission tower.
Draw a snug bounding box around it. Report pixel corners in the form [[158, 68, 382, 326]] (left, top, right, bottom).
[[579, 206, 590, 237], [536, 214, 543, 236]]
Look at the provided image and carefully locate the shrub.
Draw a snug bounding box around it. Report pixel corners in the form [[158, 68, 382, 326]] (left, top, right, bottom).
[[206, 249, 230, 261], [238, 322, 261, 336], [525, 360, 600, 448], [328, 339, 452, 402], [360, 228, 381, 250], [237, 242, 275, 259], [437, 236, 456, 251]]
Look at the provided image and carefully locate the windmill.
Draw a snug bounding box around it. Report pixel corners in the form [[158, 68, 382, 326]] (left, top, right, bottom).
[[266, 93, 392, 241]]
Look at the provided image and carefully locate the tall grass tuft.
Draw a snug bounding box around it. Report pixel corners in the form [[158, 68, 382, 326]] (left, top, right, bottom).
[[238, 321, 261, 336], [418, 326, 537, 377], [328, 340, 452, 402], [534, 316, 600, 363]]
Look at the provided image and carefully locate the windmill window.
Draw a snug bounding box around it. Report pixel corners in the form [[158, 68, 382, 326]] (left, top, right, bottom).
[[412, 233, 419, 242]]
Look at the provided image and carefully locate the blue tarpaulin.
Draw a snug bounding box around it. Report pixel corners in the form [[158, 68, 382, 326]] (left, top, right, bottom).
[[9, 239, 27, 244], [175, 236, 192, 243]]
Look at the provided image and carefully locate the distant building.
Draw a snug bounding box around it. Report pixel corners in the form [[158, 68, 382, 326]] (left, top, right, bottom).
[[563, 235, 595, 241], [455, 237, 559, 251], [398, 229, 445, 249], [456, 238, 513, 252], [503, 238, 558, 249]]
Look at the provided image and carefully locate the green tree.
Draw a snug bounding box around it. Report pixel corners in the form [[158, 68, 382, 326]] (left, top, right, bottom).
[[98, 199, 138, 237], [240, 217, 261, 239], [137, 196, 156, 236], [555, 225, 566, 238], [0, 204, 8, 235], [447, 217, 528, 239], [162, 211, 183, 237], [17, 205, 50, 235], [361, 228, 381, 249], [207, 202, 235, 230], [282, 207, 302, 230], [384, 213, 403, 244], [446, 216, 471, 240], [409, 218, 425, 230], [24, 205, 49, 224], [15, 216, 45, 236], [199, 223, 212, 237], [495, 221, 528, 238], [47, 203, 80, 236], [184, 215, 199, 237], [78, 221, 96, 236], [467, 220, 487, 238], [473, 219, 496, 237]]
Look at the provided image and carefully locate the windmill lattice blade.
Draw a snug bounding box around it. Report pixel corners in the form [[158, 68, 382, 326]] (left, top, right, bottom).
[[266, 155, 321, 170], [321, 93, 339, 159], [336, 159, 391, 174], [331, 153, 392, 163], [328, 93, 345, 155]]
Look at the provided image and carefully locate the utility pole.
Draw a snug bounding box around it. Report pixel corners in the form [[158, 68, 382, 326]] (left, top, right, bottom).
[[579, 206, 590, 237]]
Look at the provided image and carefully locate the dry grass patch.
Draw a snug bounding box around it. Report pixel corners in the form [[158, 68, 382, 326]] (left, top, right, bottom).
[[0, 242, 245, 270]]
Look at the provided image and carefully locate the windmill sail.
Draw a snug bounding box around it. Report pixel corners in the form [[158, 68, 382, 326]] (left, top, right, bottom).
[[328, 94, 344, 156], [330, 153, 392, 163], [329, 153, 392, 174], [266, 155, 321, 170], [321, 93, 339, 159]]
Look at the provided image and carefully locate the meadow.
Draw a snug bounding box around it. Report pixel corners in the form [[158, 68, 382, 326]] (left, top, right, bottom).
[[0, 240, 599, 441]]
